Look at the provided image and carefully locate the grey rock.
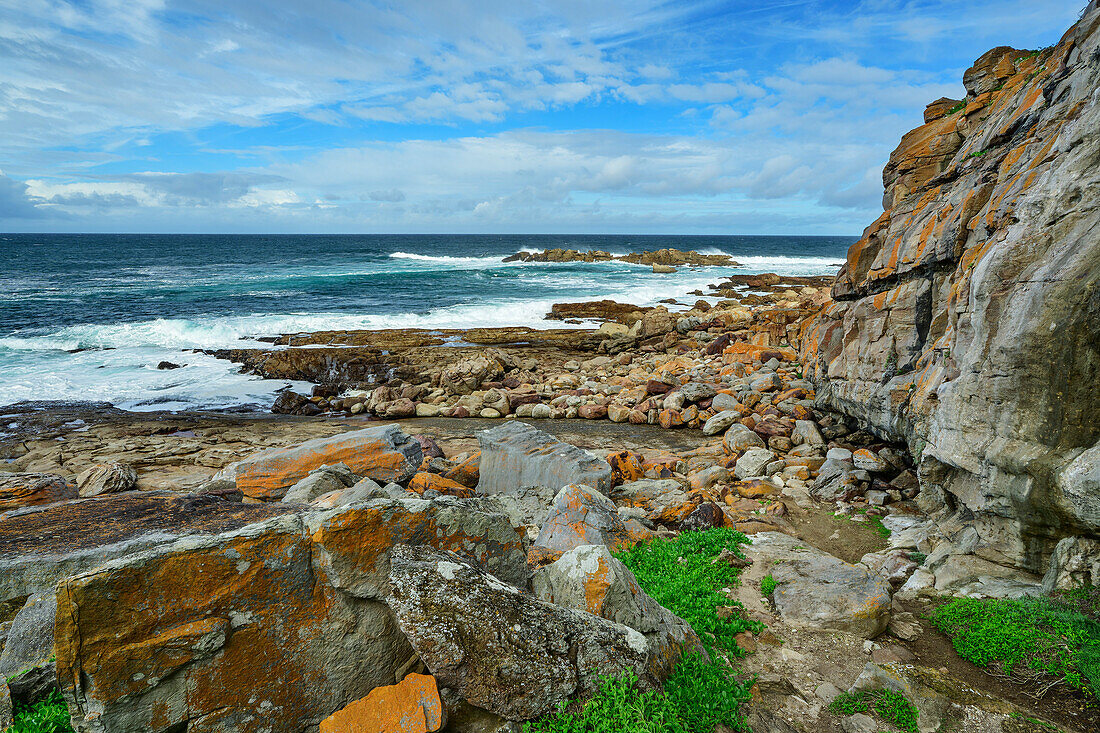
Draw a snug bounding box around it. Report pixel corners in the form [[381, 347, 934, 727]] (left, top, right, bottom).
[[476, 422, 612, 496], [386, 544, 656, 720], [750, 532, 892, 638], [791, 420, 825, 447], [840, 713, 877, 733], [281, 463, 358, 503], [534, 484, 633, 553], [1042, 535, 1100, 592], [734, 448, 777, 479], [0, 592, 57, 705], [711, 393, 740, 411], [703, 410, 740, 436], [723, 424, 766, 453], [679, 382, 717, 403]]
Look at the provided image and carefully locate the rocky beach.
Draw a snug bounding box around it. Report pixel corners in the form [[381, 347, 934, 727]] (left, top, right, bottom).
[[3, 4, 1100, 733]]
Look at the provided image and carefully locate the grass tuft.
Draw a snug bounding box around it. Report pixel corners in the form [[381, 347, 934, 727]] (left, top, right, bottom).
[[761, 574, 777, 598], [930, 590, 1100, 698]]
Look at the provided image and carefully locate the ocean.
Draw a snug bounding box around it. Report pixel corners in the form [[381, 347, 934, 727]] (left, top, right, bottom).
[[0, 233, 851, 412]]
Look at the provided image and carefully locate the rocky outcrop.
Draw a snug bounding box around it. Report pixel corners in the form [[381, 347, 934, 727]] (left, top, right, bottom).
[[476, 422, 612, 496], [802, 3, 1100, 582], [504, 248, 737, 266], [0, 472, 76, 511], [53, 497, 526, 733]]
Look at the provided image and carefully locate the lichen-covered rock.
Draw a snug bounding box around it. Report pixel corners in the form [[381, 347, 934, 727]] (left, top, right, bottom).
[[75, 462, 137, 497], [440, 354, 505, 395], [408, 472, 475, 498], [53, 497, 527, 733], [385, 544, 655, 720], [476, 422, 611, 496], [0, 472, 76, 512], [534, 484, 635, 553], [532, 545, 704, 678], [607, 450, 645, 485], [0, 592, 57, 706], [750, 532, 892, 638], [223, 425, 422, 500], [319, 673, 444, 733], [801, 3, 1100, 580]]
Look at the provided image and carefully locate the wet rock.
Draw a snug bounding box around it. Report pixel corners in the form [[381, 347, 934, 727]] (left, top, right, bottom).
[[271, 390, 310, 414], [476, 422, 611, 496], [222, 425, 422, 501], [386, 544, 656, 721], [0, 472, 77, 512]]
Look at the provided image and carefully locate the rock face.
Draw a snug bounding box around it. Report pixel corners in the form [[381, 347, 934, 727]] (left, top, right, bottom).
[[534, 484, 635, 554], [224, 426, 422, 500], [802, 3, 1100, 581], [52, 497, 526, 733], [385, 544, 655, 721], [476, 422, 612, 496]]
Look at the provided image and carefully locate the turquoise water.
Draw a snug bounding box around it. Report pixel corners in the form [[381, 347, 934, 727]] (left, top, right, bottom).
[[0, 233, 850, 410]]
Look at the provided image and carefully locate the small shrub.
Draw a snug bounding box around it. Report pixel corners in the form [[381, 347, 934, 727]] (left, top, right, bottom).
[[946, 101, 967, 115], [7, 689, 75, 733], [829, 688, 918, 733], [931, 592, 1100, 698], [761, 575, 777, 598]]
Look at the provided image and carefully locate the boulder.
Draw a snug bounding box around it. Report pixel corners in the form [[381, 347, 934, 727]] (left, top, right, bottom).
[[224, 426, 422, 500], [703, 410, 740, 436], [0, 472, 76, 512], [476, 422, 611, 496], [281, 463, 358, 503], [319, 673, 444, 733], [443, 452, 480, 488], [0, 591, 57, 705], [607, 450, 645, 486], [612, 479, 689, 522], [750, 532, 892, 638], [408, 472, 474, 498], [312, 478, 385, 508], [532, 544, 703, 678], [53, 497, 528, 733], [734, 448, 777, 479], [385, 544, 654, 720], [75, 462, 137, 498], [791, 420, 825, 447], [534, 484, 635, 553], [723, 424, 766, 453], [688, 465, 729, 491]]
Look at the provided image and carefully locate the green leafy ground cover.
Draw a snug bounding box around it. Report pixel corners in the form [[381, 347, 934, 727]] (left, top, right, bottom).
[[5, 690, 74, 733], [829, 689, 919, 733], [931, 588, 1100, 699], [525, 528, 760, 733]]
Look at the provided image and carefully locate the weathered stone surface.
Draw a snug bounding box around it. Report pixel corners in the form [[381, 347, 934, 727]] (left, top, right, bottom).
[[76, 462, 137, 498], [0, 491, 295, 604], [0, 591, 56, 705], [225, 426, 422, 500], [534, 484, 635, 553], [607, 450, 645, 486], [734, 448, 777, 479], [750, 532, 892, 638], [703, 410, 740, 436], [476, 422, 611, 496], [440, 354, 505, 395], [723, 424, 766, 454], [532, 544, 703, 678], [408, 472, 475, 498], [318, 673, 444, 733], [0, 472, 76, 511], [802, 4, 1100, 580], [385, 544, 653, 721], [53, 497, 527, 733]]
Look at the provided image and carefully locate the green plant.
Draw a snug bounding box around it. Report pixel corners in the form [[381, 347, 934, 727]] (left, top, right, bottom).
[[909, 551, 927, 565], [829, 689, 918, 733], [761, 575, 777, 598], [967, 149, 990, 158], [931, 592, 1100, 698], [614, 528, 763, 654], [868, 514, 891, 539], [7, 689, 75, 733], [946, 101, 967, 115]]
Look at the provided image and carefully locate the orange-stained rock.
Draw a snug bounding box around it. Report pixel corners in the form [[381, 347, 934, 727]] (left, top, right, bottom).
[[527, 545, 564, 569], [657, 409, 685, 429], [54, 498, 527, 733], [0, 473, 76, 512], [227, 426, 422, 500], [407, 472, 474, 498], [442, 452, 480, 488], [533, 484, 635, 553], [319, 673, 443, 733], [722, 343, 797, 363], [607, 450, 645, 486], [732, 480, 780, 500]]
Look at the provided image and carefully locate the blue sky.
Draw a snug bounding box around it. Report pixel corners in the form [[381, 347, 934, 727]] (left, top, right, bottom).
[[0, 0, 1084, 234]]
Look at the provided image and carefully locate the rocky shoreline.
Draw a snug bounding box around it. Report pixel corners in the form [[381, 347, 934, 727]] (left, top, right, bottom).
[[3, 5, 1100, 732]]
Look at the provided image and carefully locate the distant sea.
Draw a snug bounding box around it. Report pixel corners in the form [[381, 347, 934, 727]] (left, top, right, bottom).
[[0, 234, 851, 412]]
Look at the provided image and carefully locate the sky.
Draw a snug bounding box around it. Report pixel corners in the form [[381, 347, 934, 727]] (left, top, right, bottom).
[[0, 0, 1085, 234]]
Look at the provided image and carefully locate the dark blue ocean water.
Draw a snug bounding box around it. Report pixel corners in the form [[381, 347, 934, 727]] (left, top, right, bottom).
[[0, 233, 851, 410]]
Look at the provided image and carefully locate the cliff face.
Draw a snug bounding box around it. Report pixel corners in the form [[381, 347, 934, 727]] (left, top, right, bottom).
[[802, 1, 1100, 588]]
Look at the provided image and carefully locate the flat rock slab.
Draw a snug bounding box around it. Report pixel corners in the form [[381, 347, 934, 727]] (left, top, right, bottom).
[[750, 532, 892, 639], [0, 472, 76, 512], [476, 421, 612, 496], [0, 491, 295, 603], [225, 425, 422, 500]]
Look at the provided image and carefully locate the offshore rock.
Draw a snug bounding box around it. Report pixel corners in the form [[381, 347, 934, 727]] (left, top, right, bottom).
[[801, 3, 1100, 579]]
